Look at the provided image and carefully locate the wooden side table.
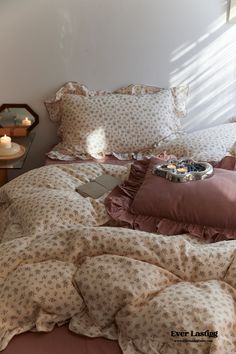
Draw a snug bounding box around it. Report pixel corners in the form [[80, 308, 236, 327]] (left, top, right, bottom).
[[0, 132, 35, 187], [0, 169, 7, 186]]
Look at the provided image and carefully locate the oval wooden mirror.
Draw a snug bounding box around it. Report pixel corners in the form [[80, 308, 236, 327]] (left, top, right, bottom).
[[0, 104, 39, 136]]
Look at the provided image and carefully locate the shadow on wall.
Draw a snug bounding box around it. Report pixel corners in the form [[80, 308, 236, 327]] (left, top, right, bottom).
[[169, 5, 236, 132]]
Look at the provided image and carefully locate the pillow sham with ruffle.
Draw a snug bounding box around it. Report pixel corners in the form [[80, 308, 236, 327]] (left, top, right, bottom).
[[45, 82, 188, 161], [152, 123, 236, 162], [105, 156, 236, 242], [58, 91, 182, 159]]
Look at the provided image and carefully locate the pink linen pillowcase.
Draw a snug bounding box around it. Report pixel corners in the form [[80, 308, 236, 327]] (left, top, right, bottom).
[[105, 156, 236, 242]]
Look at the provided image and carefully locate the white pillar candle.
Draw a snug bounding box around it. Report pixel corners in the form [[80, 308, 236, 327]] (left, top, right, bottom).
[[0, 134, 12, 149], [22, 117, 31, 126]]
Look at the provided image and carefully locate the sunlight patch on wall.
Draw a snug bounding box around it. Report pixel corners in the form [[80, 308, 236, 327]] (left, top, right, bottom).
[[169, 13, 236, 131], [171, 14, 227, 64]]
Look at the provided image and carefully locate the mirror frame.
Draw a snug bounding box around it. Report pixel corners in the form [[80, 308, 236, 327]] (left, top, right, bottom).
[[0, 103, 39, 135]]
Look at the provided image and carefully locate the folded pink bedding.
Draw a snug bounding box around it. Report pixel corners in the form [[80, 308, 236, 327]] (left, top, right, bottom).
[[105, 156, 236, 242]]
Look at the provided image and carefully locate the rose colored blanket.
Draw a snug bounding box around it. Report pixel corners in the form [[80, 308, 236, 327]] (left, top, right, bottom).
[[0, 162, 236, 354]]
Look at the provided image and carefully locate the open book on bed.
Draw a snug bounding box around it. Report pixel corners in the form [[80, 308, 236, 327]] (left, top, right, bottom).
[[76, 174, 121, 199]]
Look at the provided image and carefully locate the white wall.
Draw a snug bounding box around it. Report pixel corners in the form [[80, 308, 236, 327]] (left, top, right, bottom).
[[0, 0, 236, 173]]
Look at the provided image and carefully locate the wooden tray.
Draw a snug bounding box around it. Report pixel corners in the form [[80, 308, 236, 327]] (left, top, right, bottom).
[[0, 145, 25, 160]]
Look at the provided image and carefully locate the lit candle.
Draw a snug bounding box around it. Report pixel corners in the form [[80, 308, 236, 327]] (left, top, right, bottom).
[[167, 164, 176, 170], [177, 167, 188, 174], [0, 134, 12, 149], [22, 117, 31, 126]]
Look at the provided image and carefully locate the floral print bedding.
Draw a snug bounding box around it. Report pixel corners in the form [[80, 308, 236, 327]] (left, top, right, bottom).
[[0, 162, 236, 354], [153, 123, 236, 162], [45, 81, 188, 161], [58, 91, 182, 159], [47, 122, 236, 163]]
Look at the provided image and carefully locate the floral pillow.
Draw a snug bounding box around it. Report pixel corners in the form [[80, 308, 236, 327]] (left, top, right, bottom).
[[45, 82, 189, 123], [59, 91, 182, 159], [153, 123, 236, 162], [114, 84, 188, 118], [45, 82, 188, 160]]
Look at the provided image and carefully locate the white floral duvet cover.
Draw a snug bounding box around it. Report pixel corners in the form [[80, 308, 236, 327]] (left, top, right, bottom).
[[0, 163, 236, 354]]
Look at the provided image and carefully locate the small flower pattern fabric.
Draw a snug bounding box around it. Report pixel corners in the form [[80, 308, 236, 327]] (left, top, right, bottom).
[[45, 82, 188, 124], [0, 162, 236, 353], [59, 92, 182, 159], [153, 123, 236, 162], [45, 82, 188, 161], [114, 83, 189, 118], [47, 122, 236, 163]]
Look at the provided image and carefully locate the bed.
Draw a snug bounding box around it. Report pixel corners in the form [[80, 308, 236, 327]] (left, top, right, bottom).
[[1, 82, 236, 354], [1, 159, 236, 354]]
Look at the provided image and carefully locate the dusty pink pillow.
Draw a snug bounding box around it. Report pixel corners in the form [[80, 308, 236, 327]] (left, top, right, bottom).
[[105, 156, 236, 242]]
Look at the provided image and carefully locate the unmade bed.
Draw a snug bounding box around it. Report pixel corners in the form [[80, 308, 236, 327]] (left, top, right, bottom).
[[1, 81, 236, 354], [0, 161, 236, 354]]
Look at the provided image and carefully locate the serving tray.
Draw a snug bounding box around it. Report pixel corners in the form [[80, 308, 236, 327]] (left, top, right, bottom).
[[152, 158, 214, 183]]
